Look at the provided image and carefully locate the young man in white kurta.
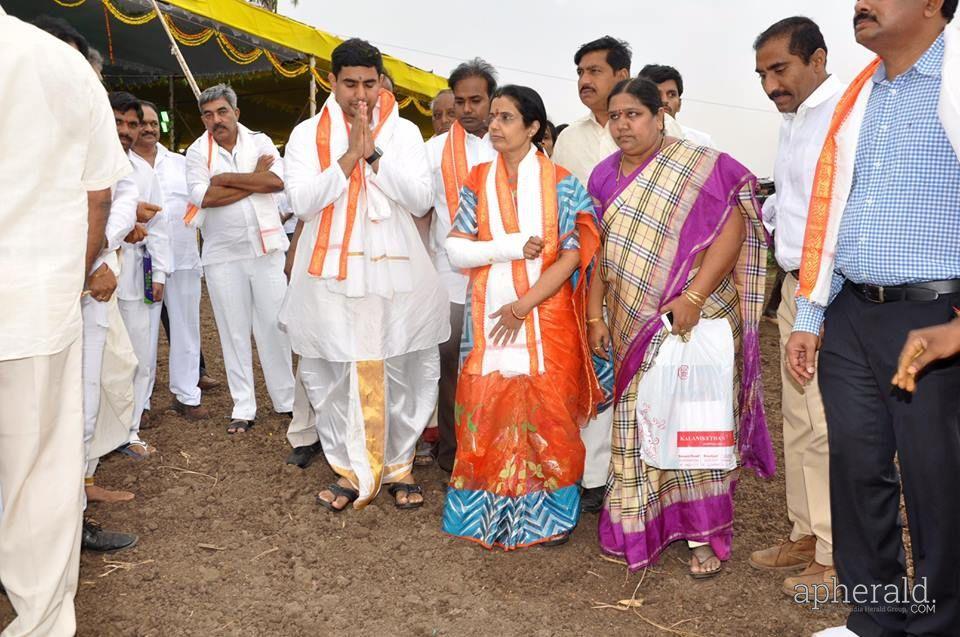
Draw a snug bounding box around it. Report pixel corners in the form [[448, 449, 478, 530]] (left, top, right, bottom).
[[423, 59, 498, 471], [186, 84, 294, 429], [123, 141, 171, 451], [132, 103, 207, 418], [281, 38, 448, 509], [0, 10, 130, 635]]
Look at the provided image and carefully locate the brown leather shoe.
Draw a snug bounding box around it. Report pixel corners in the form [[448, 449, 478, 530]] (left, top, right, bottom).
[[782, 561, 838, 598], [748, 535, 816, 572], [171, 398, 210, 421], [197, 375, 221, 391]]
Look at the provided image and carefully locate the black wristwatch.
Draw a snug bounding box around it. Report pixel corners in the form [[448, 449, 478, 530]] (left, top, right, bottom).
[[365, 146, 383, 165]]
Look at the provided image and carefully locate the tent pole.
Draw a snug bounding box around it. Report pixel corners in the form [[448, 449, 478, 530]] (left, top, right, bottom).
[[309, 56, 317, 117], [168, 75, 176, 150], [149, 0, 201, 99]]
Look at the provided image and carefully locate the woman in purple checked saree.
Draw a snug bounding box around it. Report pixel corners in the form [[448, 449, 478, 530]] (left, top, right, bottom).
[[586, 79, 774, 578]]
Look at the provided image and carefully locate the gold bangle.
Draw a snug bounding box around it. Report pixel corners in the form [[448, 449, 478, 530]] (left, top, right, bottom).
[[683, 290, 705, 309], [685, 288, 706, 303], [511, 303, 527, 321], [586, 317, 604, 324]]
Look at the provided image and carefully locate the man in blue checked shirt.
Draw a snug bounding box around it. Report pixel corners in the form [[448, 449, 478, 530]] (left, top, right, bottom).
[[786, 2, 960, 636]]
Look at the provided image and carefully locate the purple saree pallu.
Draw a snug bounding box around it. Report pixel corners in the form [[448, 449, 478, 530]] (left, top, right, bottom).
[[590, 140, 775, 571]]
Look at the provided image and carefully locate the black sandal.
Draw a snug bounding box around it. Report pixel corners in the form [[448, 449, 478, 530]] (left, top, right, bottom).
[[387, 483, 424, 510], [316, 483, 359, 513], [227, 419, 254, 434], [540, 532, 570, 547]]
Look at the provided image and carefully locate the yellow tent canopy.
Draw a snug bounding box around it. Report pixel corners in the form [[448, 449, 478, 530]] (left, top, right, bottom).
[[5, 0, 448, 145]]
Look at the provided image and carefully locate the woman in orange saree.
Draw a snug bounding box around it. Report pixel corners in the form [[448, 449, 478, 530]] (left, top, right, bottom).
[[441, 85, 603, 549]]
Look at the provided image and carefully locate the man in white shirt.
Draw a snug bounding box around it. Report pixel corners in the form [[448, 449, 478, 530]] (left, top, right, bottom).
[[186, 84, 295, 433], [111, 92, 172, 458], [0, 10, 131, 635], [551, 35, 679, 513], [423, 58, 498, 471], [133, 100, 209, 421], [638, 63, 715, 147], [552, 36, 685, 187], [749, 16, 843, 596], [282, 38, 448, 511]]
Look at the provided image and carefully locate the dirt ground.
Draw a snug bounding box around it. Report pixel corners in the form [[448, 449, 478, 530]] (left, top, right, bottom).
[[1, 283, 851, 637]]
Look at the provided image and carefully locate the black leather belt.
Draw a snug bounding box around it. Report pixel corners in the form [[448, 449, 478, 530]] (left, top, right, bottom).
[[788, 270, 800, 279], [852, 279, 960, 303]]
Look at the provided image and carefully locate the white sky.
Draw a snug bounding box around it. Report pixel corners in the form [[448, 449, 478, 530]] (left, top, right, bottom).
[[279, 0, 872, 176]]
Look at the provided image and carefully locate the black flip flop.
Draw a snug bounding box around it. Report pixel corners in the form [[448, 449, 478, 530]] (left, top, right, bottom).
[[689, 546, 724, 580], [387, 483, 424, 510], [540, 532, 570, 548], [227, 419, 254, 434], [316, 483, 359, 513]]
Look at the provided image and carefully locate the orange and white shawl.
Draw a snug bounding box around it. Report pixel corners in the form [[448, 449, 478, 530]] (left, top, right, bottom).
[[440, 120, 471, 222], [477, 147, 557, 377], [799, 23, 960, 305], [307, 89, 404, 295], [182, 124, 285, 255]]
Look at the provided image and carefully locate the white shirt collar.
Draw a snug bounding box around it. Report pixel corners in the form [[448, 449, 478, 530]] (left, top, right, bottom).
[[786, 75, 844, 120]]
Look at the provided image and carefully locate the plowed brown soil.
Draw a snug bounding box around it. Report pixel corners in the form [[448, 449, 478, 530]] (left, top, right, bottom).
[[1, 284, 849, 636]]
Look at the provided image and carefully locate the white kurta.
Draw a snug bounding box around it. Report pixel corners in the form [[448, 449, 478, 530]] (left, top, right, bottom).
[[119, 153, 169, 440], [281, 95, 448, 506], [0, 9, 130, 637], [83, 175, 138, 477], [147, 144, 203, 406]]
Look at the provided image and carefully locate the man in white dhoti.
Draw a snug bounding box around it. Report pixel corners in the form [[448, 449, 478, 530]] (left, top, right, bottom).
[[186, 84, 295, 432], [423, 58, 498, 472], [133, 100, 210, 421], [282, 38, 448, 510], [82, 172, 139, 503], [110, 92, 171, 457], [0, 10, 131, 634]]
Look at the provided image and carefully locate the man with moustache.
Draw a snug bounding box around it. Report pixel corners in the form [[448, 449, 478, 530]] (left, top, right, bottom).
[[113, 91, 171, 458], [185, 84, 295, 433], [133, 100, 211, 421], [750, 16, 843, 598], [431, 88, 456, 137], [551, 35, 670, 513], [281, 38, 446, 511], [781, 2, 960, 635], [423, 58, 498, 472], [638, 64, 714, 147]]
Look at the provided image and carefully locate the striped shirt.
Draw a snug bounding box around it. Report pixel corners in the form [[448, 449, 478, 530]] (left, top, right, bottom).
[[795, 33, 960, 334]]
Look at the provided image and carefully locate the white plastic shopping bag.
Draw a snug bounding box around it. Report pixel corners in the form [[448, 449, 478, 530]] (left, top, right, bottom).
[[636, 316, 736, 471]]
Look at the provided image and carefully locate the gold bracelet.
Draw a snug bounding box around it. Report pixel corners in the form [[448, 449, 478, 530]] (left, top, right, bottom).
[[683, 290, 705, 309], [685, 288, 706, 303], [511, 303, 527, 321], [586, 316, 604, 324]]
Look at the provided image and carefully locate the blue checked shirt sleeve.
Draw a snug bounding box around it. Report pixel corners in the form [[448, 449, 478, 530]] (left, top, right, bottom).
[[793, 270, 845, 334]]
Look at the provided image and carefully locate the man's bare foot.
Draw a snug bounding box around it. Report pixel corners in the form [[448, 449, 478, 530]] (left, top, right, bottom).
[[85, 484, 135, 503]]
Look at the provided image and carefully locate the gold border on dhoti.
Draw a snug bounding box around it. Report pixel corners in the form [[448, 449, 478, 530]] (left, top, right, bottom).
[[355, 360, 386, 508]]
